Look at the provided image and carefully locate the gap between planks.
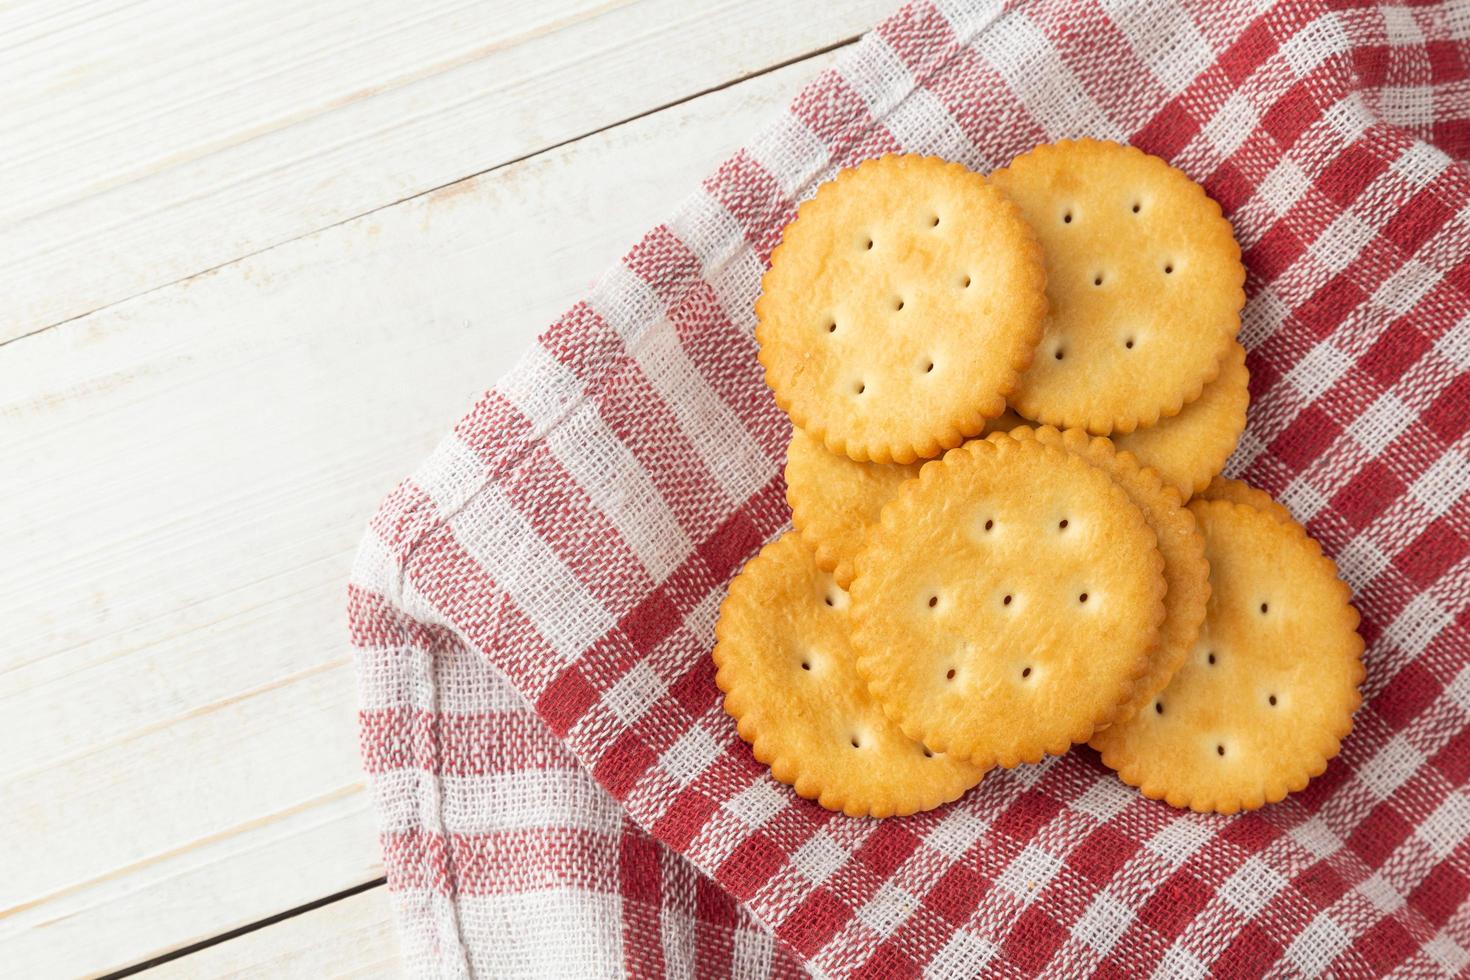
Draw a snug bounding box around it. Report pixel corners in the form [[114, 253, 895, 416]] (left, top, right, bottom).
[[101, 878, 389, 979], [3, 33, 864, 978], [4, 0, 892, 338], [4, 32, 857, 351]]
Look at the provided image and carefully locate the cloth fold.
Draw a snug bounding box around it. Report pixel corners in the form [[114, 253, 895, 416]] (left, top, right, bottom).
[[352, 0, 1470, 975]]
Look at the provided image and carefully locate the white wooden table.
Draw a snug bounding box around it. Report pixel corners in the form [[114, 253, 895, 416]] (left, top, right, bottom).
[[0, 2, 891, 974]]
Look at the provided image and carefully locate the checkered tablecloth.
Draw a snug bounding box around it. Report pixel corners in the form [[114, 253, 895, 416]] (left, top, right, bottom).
[[350, 0, 1470, 975]]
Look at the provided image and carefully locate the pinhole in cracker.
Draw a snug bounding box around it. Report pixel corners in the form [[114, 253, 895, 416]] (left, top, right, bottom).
[[849, 434, 1166, 769], [756, 155, 1047, 464], [990, 140, 1244, 435], [1003, 425, 1209, 728], [785, 411, 1028, 588], [713, 531, 986, 817], [1092, 500, 1364, 813]]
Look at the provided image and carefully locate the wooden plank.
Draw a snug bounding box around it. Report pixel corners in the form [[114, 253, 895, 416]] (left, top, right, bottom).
[[0, 0, 888, 339], [0, 47, 843, 977], [9, 787, 383, 979], [143, 887, 400, 979]]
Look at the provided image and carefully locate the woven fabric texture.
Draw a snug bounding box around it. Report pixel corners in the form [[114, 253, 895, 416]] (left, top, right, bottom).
[[351, 0, 1470, 975]]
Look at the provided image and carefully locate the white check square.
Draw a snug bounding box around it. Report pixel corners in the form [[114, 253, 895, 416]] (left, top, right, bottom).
[[1220, 857, 1288, 918], [997, 845, 1062, 902], [1418, 793, 1470, 859], [1287, 913, 1350, 975], [858, 882, 917, 939], [1154, 944, 1208, 980], [1147, 817, 1212, 867], [1354, 392, 1415, 456], [1360, 736, 1424, 800], [793, 831, 848, 885], [929, 930, 998, 977], [726, 779, 787, 829], [604, 662, 666, 725], [1412, 453, 1470, 517], [660, 727, 722, 786], [1073, 892, 1133, 955], [1387, 593, 1453, 658]]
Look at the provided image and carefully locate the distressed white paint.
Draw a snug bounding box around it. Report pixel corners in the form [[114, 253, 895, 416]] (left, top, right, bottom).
[[145, 887, 400, 979], [0, 5, 858, 972], [0, 0, 885, 339]]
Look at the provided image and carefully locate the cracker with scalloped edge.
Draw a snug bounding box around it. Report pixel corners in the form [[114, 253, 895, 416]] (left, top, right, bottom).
[[1112, 342, 1249, 498], [1004, 426, 1208, 727], [1092, 500, 1364, 814], [756, 154, 1047, 464], [849, 435, 1166, 769], [713, 531, 986, 817], [990, 140, 1244, 435], [785, 411, 1028, 588], [1198, 475, 1292, 524]]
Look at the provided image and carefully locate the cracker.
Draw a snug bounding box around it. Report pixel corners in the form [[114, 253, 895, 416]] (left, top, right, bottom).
[[786, 427, 923, 590], [1004, 426, 1209, 727], [713, 531, 986, 817], [1092, 500, 1364, 813], [849, 435, 1167, 768], [1112, 342, 1249, 498], [1198, 475, 1292, 524], [990, 140, 1245, 435], [786, 410, 1029, 588], [983, 408, 1031, 434], [756, 155, 1048, 464]]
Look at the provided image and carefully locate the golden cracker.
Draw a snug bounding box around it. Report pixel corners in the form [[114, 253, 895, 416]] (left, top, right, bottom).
[[785, 411, 1029, 588], [990, 140, 1245, 435], [713, 531, 986, 817], [756, 155, 1048, 464], [1198, 475, 1293, 525], [1004, 426, 1209, 727], [1112, 342, 1249, 498], [1092, 500, 1364, 814], [786, 426, 923, 589], [850, 435, 1166, 768]]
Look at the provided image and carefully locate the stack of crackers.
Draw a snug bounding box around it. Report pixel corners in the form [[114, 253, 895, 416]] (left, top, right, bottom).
[[714, 141, 1365, 818]]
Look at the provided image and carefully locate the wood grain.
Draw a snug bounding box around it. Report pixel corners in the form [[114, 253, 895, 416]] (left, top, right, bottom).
[[145, 887, 399, 979], [0, 41, 846, 975], [0, 0, 885, 340]]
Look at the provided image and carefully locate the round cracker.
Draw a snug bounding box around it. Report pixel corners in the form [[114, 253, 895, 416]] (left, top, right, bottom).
[[756, 155, 1048, 464], [1003, 426, 1209, 727], [1198, 475, 1293, 524], [1112, 342, 1249, 498], [1092, 500, 1364, 814], [786, 411, 1029, 588], [713, 531, 986, 817], [990, 140, 1245, 435], [849, 435, 1167, 769], [786, 427, 923, 590]]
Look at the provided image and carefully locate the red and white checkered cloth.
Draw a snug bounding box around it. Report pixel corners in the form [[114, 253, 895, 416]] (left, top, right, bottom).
[[350, 0, 1470, 975]]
